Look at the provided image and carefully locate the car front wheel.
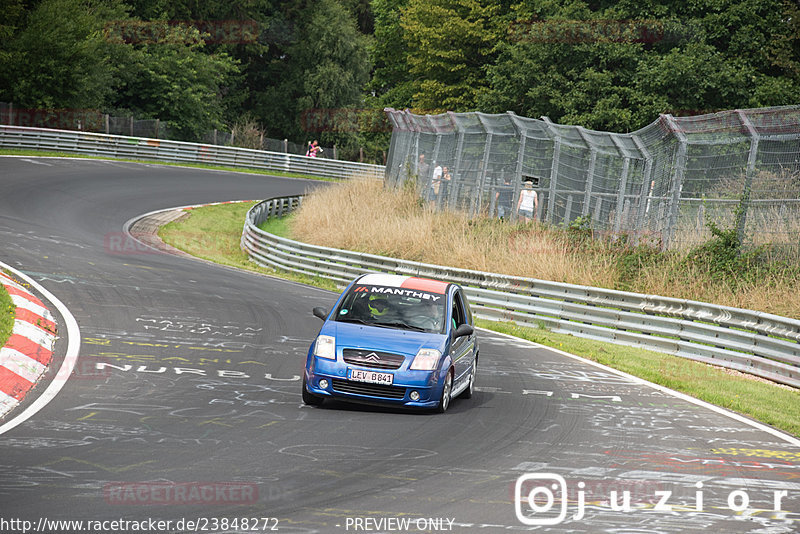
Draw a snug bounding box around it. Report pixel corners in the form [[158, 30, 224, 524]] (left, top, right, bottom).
[[302, 375, 324, 406]]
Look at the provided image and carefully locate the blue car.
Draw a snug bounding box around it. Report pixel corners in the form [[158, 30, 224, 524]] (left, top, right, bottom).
[[303, 274, 479, 413]]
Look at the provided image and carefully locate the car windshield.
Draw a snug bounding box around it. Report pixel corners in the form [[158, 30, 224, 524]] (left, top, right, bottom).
[[333, 284, 446, 334]]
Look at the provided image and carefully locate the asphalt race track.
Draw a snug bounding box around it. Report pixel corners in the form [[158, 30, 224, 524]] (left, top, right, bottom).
[[0, 156, 798, 534]]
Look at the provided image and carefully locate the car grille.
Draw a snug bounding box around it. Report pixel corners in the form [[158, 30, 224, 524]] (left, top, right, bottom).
[[332, 379, 407, 399], [342, 349, 406, 370]]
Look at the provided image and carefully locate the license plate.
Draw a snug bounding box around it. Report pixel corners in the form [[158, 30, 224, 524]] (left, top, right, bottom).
[[348, 368, 393, 385]]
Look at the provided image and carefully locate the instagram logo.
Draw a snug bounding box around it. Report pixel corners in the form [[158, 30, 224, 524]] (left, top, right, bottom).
[[515, 473, 794, 525], [515, 474, 568, 525]]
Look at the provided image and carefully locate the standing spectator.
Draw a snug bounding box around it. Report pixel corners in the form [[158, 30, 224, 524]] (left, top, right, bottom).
[[417, 154, 430, 182], [430, 163, 443, 200], [517, 180, 538, 222], [306, 140, 322, 157], [495, 176, 513, 219], [439, 166, 452, 205]]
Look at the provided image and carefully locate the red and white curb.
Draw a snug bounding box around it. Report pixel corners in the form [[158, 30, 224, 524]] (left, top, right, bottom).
[[0, 270, 57, 417], [0, 261, 80, 435]]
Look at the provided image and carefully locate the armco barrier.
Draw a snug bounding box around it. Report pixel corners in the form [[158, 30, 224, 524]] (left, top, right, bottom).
[[242, 195, 800, 389], [0, 125, 384, 181]]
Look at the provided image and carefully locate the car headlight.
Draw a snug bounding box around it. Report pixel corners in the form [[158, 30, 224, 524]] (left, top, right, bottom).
[[410, 348, 441, 370], [314, 335, 336, 360]]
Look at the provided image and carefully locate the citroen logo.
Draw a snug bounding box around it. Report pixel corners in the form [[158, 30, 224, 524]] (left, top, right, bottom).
[[364, 352, 381, 363]]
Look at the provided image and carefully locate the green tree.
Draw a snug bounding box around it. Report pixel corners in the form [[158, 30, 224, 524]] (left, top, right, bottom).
[[252, 0, 372, 157], [401, 0, 503, 112], [1, 0, 129, 110], [109, 21, 239, 140], [480, 0, 800, 132], [0, 0, 25, 69], [371, 0, 414, 109]]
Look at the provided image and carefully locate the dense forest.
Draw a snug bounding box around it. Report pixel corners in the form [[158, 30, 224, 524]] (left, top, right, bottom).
[[1, 0, 798, 161]]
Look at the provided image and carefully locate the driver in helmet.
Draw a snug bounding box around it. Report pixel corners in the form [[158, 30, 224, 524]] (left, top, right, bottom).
[[368, 294, 390, 319]]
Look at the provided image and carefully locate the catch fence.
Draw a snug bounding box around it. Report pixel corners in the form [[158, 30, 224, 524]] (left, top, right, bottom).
[[384, 107, 800, 251], [0, 101, 338, 159]]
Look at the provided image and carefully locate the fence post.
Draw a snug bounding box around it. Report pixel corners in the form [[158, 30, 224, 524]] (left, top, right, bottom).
[[631, 134, 653, 243], [431, 129, 442, 172], [508, 111, 527, 223], [105, 114, 109, 134], [577, 128, 597, 218], [564, 195, 573, 223], [475, 132, 492, 216], [448, 112, 465, 210], [155, 118, 160, 139], [413, 126, 421, 182], [661, 114, 688, 250], [610, 135, 632, 234], [284, 138, 288, 153], [541, 116, 561, 225], [736, 109, 760, 248], [129, 116, 134, 137]]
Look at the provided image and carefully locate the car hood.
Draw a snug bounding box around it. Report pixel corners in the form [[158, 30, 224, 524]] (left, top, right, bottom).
[[321, 321, 446, 356]]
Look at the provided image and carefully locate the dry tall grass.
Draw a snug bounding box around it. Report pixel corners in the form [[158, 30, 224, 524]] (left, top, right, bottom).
[[291, 177, 800, 318]]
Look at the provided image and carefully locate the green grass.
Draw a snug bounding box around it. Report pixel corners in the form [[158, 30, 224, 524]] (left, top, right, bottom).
[[258, 212, 296, 237], [0, 276, 15, 348], [158, 203, 800, 438], [0, 148, 336, 182], [158, 204, 337, 291]]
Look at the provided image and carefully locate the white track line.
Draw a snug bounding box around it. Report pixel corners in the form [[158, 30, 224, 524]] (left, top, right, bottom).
[[480, 328, 800, 447], [0, 261, 81, 435]]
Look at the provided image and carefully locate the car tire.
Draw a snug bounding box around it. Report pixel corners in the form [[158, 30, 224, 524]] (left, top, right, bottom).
[[302, 376, 324, 406], [435, 370, 453, 414], [461, 358, 477, 399]]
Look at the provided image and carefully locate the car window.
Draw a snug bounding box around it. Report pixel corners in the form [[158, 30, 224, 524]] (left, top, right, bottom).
[[462, 291, 473, 325], [334, 284, 446, 333], [452, 291, 467, 329]]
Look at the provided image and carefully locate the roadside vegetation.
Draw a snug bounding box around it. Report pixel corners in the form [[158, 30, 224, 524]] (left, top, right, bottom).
[[2, 1, 798, 161], [157, 202, 337, 291], [290, 178, 800, 319], [158, 178, 800, 437], [0, 278, 15, 348]]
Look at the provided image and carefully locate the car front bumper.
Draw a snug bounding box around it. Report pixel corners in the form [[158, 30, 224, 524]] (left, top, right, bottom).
[[304, 363, 445, 409]]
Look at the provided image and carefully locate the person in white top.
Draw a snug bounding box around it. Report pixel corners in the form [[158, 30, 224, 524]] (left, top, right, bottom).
[[517, 180, 538, 222], [430, 164, 443, 200]]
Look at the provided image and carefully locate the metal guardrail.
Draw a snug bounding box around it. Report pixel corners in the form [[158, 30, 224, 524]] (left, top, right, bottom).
[[242, 195, 800, 389], [0, 125, 384, 181]]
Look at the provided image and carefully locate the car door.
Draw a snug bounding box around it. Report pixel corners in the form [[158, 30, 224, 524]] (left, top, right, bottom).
[[449, 288, 476, 389]]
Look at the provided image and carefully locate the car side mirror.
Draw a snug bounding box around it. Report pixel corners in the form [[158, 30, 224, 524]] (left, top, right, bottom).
[[453, 323, 474, 338], [313, 307, 328, 321]]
